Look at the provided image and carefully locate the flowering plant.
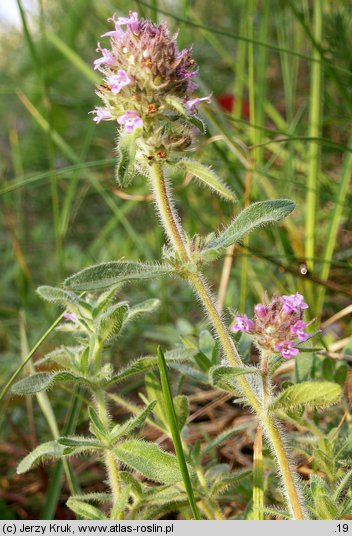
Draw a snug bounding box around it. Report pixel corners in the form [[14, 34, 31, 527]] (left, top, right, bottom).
[[9, 11, 348, 521]]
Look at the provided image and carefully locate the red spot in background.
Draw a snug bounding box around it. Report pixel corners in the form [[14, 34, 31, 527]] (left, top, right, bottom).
[[217, 94, 250, 120]]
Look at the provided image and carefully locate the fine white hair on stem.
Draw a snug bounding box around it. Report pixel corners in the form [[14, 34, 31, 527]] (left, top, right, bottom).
[[261, 416, 308, 519], [147, 169, 187, 249]]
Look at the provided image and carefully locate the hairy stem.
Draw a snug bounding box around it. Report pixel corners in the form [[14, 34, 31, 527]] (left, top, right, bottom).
[[94, 389, 122, 518], [149, 161, 306, 520], [253, 428, 264, 520], [92, 341, 122, 519]]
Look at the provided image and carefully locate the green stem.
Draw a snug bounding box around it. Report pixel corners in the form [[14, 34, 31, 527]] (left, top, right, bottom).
[[149, 161, 306, 520], [253, 349, 271, 520], [253, 428, 264, 520], [158, 348, 201, 520], [91, 339, 121, 519], [94, 389, 122, 518]]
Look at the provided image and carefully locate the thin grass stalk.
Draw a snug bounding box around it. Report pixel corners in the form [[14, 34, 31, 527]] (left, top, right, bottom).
[[315, 135, 352, 317], [240, 165, 253, 312], [149, 161, 306, 519], [239, 0, 255, 313], [157, 347, 201, 520], [19, 311, 77, 498], [0, 312, 65, 405], [305, 0, 323, 306], [42, 392, 82, 519]]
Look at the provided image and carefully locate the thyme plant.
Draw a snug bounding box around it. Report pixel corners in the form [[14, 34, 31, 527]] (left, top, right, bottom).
[[12, 11, 346, 520]]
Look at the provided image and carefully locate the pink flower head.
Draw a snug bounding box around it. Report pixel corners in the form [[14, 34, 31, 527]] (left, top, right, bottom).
[[107, 70, 131, 94], [94, 44, 116, 70], [63, 312, 78, 323], [280, 292, 308, 314], [185, 94, 212, 113], [117, 110, 143, 133], [276, 340, 299, 359], [90, 107, 113, 124], [254, 303, 269, 319], [231, 315, 255, 334], [102, 11, 139, 37], [290, 320, 309, 342]]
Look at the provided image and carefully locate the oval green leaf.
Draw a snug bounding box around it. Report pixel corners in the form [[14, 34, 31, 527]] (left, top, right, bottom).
[[269, 381, 342, 412], [113, 440, 182, 484]]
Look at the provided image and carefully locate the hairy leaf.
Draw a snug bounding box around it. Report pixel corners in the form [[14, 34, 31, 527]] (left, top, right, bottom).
[[88, 407, 108, 440], [314, 494, 339, 520], [107, 348, 195, 386], [64, 261, 172, 291], [111, 484, 131, 520], [12, 371, 92, 395], [57, 436, 104, 449], [120, 472, 143, 499], [17, 441, 66, 474], [203, 199, 295, 258], [110, 401, 157, 441], [96, 303, 128, 341], [125, 299, 160, 324], [116, 132, 137, 187], [210, 365, 259, 386], [179, 160, 236, 202], [270, 381, 342, 412], [67, 498, 107, 520], [37, 285, 78, 306], [211, 469, 251, 496], [70, 493, 112, 503], [202, 423, 249, 455], [93, 284, 123, 318], [114, 440, 183, 484]]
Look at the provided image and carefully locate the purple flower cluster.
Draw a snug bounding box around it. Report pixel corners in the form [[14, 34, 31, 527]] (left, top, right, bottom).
[[91, 11, 211, 160], [231, 293, 311, 359]]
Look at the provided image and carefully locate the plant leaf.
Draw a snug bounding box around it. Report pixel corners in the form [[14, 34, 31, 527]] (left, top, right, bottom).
[[110, 401, 157, 442], [88, 407, 108, 440], [70, 493, 112, 503], [203, 199, 295, 259], [96, 303, 128, 341], [64, 261, 172, 291], [67, 498, 107, 520], [124, 299, 160, 324], [113, 440, 183, 484], [202, 423, 249, 455], [17, 441, 66, 474], [37, 285, 78, 306], [110, 484, 131, 520], [178, 160, 236, 202], [211, 469, 252, 496], [57, 436, 104, 449], [107, 349, 195, 386], [209, 365, 259, 388], [116, 132, 137, 187], [174, 395, 189, 431], [11, 371, 92, 395], [269, 381, 342, 413]]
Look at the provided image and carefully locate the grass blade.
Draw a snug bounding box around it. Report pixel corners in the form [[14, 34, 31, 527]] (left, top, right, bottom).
[[157, 347, 201, 520], [305, 0, 323, 306]]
